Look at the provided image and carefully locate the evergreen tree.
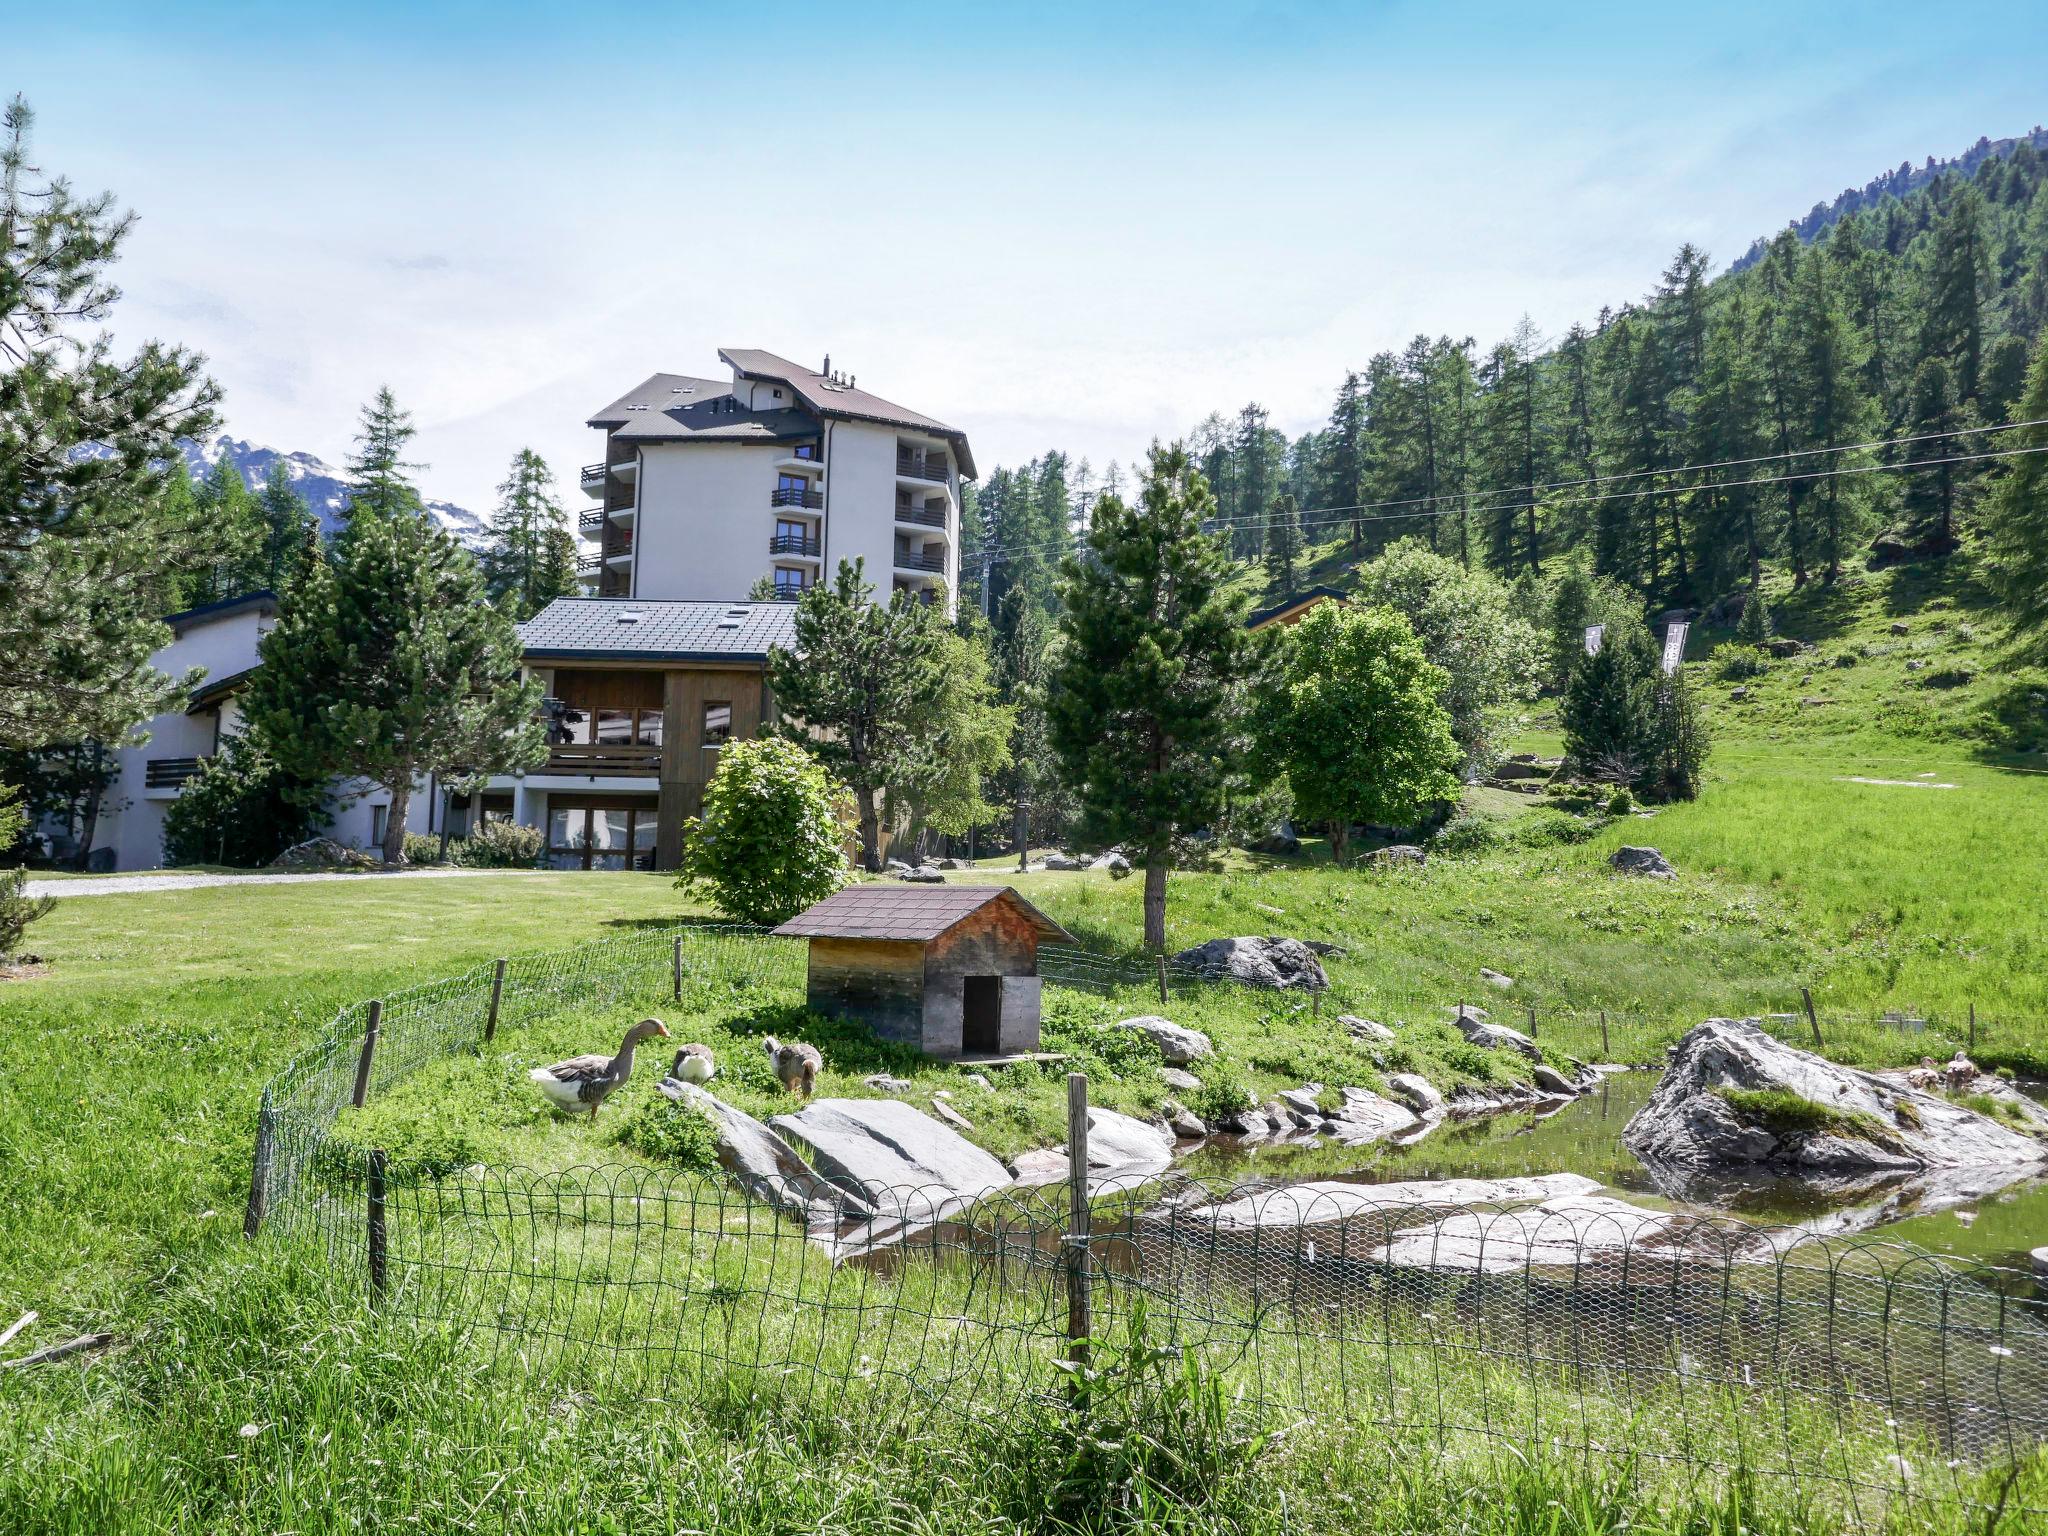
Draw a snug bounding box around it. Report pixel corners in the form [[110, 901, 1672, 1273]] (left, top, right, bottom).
[[994, 596, 1063, 868], [341, 386, 424, 530], [240, 505, 544, 864], [1048, 443, 1253, 951], [1560, 614, 1661, 787], [1979, 334, 2032, 424], [1920, 184, 1991, 398], [1735, 585, 1772, 646], [894, 617, 1013, 857], [256, 461, 319, 590], [479, 447, 579, 619], [767, 558, 951, 871], [1984, 335, 2048, 667], [1897, 358, 1965, 554], [0, 93, 224, 747], [1650, 666, 1711, 802], [189, 454, 266, 605], [1263, 489, 1303, 596], [1791, 247, 1872, 581], [160, 731, 331, 867], [1324, 370, 1369, 549]]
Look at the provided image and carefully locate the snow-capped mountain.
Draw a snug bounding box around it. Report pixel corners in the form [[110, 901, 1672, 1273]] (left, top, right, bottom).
[[180, 435, 487, 545]]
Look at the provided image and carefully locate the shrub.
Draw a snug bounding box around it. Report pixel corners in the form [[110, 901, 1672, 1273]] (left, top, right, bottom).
[[1605, 787, 1634, 815], [1185, 1075, 1257, 1125], [403, 831, 448, 865], [1510, 808, 1596, 848], [455, 819, 543, 868], [1715, 1087, 1894, 1146], [0, 784, 53, 961], [1715, 649, 1768, 681], [677, 737, 850, 924], [1735, 587, 1771, 645], [161, 732, 330, 867], [613, 1095, 721, 1170], [1432, 813, 1502, 857]]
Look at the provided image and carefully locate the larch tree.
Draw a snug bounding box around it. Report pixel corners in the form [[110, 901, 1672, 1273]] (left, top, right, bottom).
[[341, 386, 425, 529], [1263, 488, 1303, 597], [0, 92, 224, 748], [256, 460, 319, 591], [1984, 335, 2048, 667], [1048, 442, 1253, 951], [480, 447, 579, 619]]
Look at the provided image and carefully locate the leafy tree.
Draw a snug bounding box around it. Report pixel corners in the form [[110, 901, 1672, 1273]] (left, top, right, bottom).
[[768, 558, 949, 871], [1984, 335, 2048, 667], [893, 616, 1013, 856], [160, 731, 330, 867], [1352, 537, 1541, 773], [1560, 614, 1661, 787], [479, 447, 579, 619], [0, 782, 53, 961], [241, 495, 544, 864], [1250, 604, 1461, 862], [0, 741, 115, 869], [0, 93, 224, 748], [676, 736, 849, 925], [1048, 443, 1253, 951], [340, 386, 424, 530], [1650, 667, 1711, 802]]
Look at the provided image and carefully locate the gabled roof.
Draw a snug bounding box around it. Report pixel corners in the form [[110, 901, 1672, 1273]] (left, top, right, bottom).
[[163, 589, 277, 635], [772, 883, 1073, 944], [718, 349, 976, 479], [517, 598, 798, 663], [1246, 585, 1352, 631], [586, 373, 730, 427], [187, 665, 262, 713]]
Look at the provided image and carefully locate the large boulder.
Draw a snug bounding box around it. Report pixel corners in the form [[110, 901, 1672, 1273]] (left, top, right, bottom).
[[1251, 822, 1302, 856], [1340, 1014, 1396, 1043], [658, 1081, 863, 1220], [1385, 1072, 1445, 1114], [896, 865, 947, 883], [770, 1098, 1014, 1210], [1372, 1193, 1768, 1274], [1100, 1014, 1214, 1065], [1365, 844, 1426, 868], [1323, 1086, 1422, 1144], [1200, 1172, 1598, 1232], [1611, 845, 1676, 879], [1623, 1019, 2048, 1172], [1451, 1009, 1544, 1062], [270, 836, 378, 871], [1085, 1107, 1176, 1174], [1170, 936, 1329, 991]]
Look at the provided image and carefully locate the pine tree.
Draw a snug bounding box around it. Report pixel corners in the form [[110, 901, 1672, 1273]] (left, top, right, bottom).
[[1920, 184, 1991, 398], [1736, 585, 1772, 646], [256, 461, 319, 590], [1325, 370, 1368, 549], [1048, 443, 1253, 951], [1263, 489, 1303, 596], [240, 507, 544, 864], [1897, 358, 1965, 554], [191, 454, 266, 604], [1791, 248, 1872, 581], [341, 386, 425, 530], [0, 92, 224, 747], [479, 447, 578, 619], [1561, 614, 1661, 788], [1983, 335, 2048, 667]]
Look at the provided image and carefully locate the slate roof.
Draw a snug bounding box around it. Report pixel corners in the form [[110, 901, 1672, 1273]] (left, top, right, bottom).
[[772, 884, 1073, 944], [1245, 585, 1352, 631], [517, 598, 798, 663]]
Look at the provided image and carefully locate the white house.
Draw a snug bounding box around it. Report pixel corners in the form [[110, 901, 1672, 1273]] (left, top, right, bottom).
[[58, 591, 432, 870], [580, 349, 975, 611]]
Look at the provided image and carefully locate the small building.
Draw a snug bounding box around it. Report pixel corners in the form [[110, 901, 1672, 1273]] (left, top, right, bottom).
[[772, 885, 1074, 1058], [1245, 584, 1351, 632]]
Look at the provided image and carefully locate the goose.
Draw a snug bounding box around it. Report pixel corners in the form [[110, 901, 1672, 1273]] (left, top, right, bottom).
[[668, 1043, 717, 1085], [529, 1018, 670, 1120], [763, 1036, 822, 1097]]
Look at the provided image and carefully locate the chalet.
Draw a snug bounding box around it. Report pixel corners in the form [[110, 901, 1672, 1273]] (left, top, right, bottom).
[[772, 885, 1074, 1058], [1245, 585, 1351, 632]]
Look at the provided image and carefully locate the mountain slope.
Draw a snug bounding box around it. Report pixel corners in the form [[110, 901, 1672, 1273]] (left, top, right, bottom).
[[180, 435, 486, 546]]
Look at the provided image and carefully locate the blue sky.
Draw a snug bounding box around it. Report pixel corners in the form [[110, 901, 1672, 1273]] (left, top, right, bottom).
[[11, 0, 2047, 512]]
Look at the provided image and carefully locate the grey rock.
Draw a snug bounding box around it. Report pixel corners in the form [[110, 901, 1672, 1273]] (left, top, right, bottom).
[[932, 857, 963, 870], [1010, 1147, 1071, 1185], [1610, 845, 1677, 879], [1366, 843, 1427, 868], [897, 865, 947, 883], [1623, 1019, 2048, 1172], [1165, 1103, 1207, 1140], [1325, 1086, 1422, 1144], [885, 858, 912, 873], [1202, 1172, 1599, 1231], [658, 1081, 865, 1220], [863, 1073, 914, 1093], [1043, 853, 1086, 871], [1373, 1193, 1768, 1273], [1385, 1072, 1445, 1114], [270, 836, 378, 871], [1530, 1063, 1578, 1097], [1340, 1014, 1396, 1043], [1278, 1086, 1327, 1118], [1452, 1010, 1544, 1062], [1101, 1014, 1214, 1064], [1251, 822, 1302, 856], [963, 1073, 994, 1092], [1890, 621, 1910, 636], [771, 1098, 1014, 1211], [1729, 686, 1751, 701], [1479, 967, 1514, 990], [1093, 851, 1132, 876], [1085, 1107, 1176, 1173], [1169, 936, 1330, 991], [930, 1098, 976, 1133], [1157, 1066, 1204, 1092]]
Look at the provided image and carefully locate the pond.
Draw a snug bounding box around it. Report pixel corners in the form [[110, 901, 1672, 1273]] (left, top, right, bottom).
[[1178, 1070, 2048, 1275]]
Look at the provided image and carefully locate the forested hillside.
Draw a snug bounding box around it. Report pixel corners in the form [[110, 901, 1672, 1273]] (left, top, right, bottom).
[[963, 132, 2048, 638]]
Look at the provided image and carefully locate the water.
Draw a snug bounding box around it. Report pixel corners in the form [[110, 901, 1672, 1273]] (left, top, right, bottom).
[[1178, 1070, 2048, 1274]]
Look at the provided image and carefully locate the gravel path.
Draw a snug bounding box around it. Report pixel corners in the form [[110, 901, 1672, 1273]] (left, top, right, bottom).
[[26, 868, 504, 899]]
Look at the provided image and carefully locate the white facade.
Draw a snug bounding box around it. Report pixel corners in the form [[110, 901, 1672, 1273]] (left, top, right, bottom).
[[585, 352, 968, 611], [54, 594, 432, 871]]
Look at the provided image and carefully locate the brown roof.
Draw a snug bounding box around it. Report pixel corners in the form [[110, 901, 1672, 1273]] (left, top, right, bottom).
[[772, 883, 1072, 943], [718, 349, 977, 479]]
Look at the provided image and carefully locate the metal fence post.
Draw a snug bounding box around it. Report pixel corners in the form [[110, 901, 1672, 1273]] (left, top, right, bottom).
[[1154, 955, 1167, 1007], [242, 1103, 276, 1240], [1065, 1073, 1093, 1377], [484, 958, 508, 1046], [351, 1000, 383, 1109], [1600, 1010, 1610, 1058], [673, 936, 684, 1004], [1801, 987, 1823, 1048], [367, 1147, 389, 1305]]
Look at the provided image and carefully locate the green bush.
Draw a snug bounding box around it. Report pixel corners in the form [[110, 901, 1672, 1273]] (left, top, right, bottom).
[[613, 1095, 722, 1170], [677, 737, 850, 924], [1185, 1075, 1257, 1125], [1715, 649, 1768, 681], [161, 732, 330, 867], [1605, 787, 1634, 815], [402, 832, 448, 865], [1432, 813, 1502, 856], [0, 784, 53, 961], [1509, 808, 1597, 847], [454, 819, 542, 868]]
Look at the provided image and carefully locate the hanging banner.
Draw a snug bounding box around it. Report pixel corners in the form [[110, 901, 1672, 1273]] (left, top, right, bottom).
[[1583, 624, 1605, 657], [1661, 620, 1690, 675]]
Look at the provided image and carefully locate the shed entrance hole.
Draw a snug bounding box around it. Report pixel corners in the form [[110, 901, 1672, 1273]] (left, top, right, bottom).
[[962, 975, 1001, 1055]]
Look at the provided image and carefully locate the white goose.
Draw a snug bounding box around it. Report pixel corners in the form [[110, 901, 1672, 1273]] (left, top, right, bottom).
[[529, 1018, 670, 1120]]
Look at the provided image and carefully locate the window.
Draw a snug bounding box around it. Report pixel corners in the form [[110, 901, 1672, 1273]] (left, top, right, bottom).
[[702, 702, 732, 746], [549, 702, 659, 752], [777, 473, 811, 495], [371, 804, 389, 849], [635, 709, 663, 747], [593, 708, 633, 746], [773, 567, 809, 598], [546, 803, 658, 871], [793, 442, 819, 461], [775, 518, 809, 545]]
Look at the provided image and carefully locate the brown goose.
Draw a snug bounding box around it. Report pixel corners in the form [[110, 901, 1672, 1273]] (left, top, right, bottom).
[[763, 1036, 822, 1096], [668, 1042, 717, 1085], [529, 1018, 670, 1119]]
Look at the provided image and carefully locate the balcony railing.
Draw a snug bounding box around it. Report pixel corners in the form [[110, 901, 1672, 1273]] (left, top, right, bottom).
[[894, 548, 946, 574], [578, 507, 604, 531], [580, 461, 607, 481], [896, 450, 949, 482], [546, 743, 662, 775], [770, 486, 824, 510], [769, 533, 822, 557], [576, 551, 600, 574], [145, 756, 204, 789], [894, 501, 946, 529]]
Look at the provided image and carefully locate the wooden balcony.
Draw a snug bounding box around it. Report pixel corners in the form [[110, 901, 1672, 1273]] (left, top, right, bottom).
[[894, 501, 946, 529], [545, 743, 662, 775], [894, 547, 946, 574], [769, 532, 822, 557], [771, 486, 824, 510], [145, 756, 204, 789], [895, 449, 948, 482]]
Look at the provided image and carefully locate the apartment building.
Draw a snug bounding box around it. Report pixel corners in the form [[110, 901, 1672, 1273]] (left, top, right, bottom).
[[579, 348, 975, 610]]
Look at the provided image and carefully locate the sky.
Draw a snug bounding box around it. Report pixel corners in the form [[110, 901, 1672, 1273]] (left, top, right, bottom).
[[10, 0, 2048, 515]]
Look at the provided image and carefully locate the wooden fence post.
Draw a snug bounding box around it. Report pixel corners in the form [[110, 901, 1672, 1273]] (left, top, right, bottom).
[[1801, 987, 1823, 1049], [1065, 1073, 1093, 1377], [1599, 1010, 1610, 1058], [242, 1104, 276, 1240], [351, 1000, 383, 1109], [367, 1148, 389, 1305], [484, 958, 508, 1046], [1968, 1002, 1977, 1054], [1154, 955, 1168, 1007], [673, 936, 684, 1004], [1526, 1005, 1538, 1039]]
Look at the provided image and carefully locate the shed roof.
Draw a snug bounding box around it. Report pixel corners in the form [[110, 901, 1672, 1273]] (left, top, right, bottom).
[[517, 597, 798, 662], [772, 883, 1073, 943]]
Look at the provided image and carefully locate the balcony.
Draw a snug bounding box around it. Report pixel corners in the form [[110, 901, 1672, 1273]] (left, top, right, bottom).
[[578, 507, 604, 532], [896, 448, 949, 483], [545, 743, 662, 776], [894, 547, 946, 574], [579, 461, 607, 493], [894, 500, 947, 530], [144, 756, 204, 790], [771, 486, 824, 510], [775, 444, 825, 472], [576, 551, 600, 575], [769, 532, 822, 557]]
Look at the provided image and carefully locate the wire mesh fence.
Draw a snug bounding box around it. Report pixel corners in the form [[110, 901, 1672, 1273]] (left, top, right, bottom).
[[247, 923, 2048, 1527]]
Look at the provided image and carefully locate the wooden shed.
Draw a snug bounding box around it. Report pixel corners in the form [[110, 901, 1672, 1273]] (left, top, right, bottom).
[[771, 885, 1074, 1058]]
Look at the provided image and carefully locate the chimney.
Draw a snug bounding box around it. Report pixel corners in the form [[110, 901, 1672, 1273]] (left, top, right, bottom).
[[822, 353, 830, 378]]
